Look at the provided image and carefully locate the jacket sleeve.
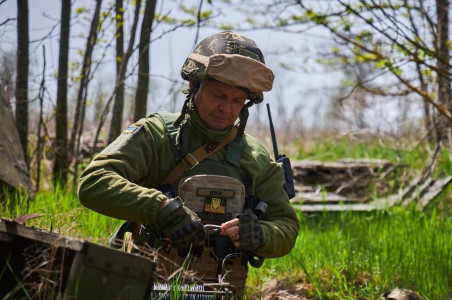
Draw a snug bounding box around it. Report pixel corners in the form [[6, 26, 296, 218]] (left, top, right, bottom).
[[77, 117, 172, 225], [242, 139, 300, 259]]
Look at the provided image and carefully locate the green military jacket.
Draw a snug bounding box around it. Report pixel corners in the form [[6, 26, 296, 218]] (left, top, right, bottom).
[[78, 110, 299, 258]]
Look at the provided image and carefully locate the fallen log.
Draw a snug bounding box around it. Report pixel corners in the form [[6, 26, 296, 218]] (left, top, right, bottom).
[[292, 176, 452, 212], [291, 159, 398, 199]]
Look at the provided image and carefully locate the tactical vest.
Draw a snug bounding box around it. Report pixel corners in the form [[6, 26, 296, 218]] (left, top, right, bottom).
[[154, 112, 251, 294], [156, 112, 254, 194]]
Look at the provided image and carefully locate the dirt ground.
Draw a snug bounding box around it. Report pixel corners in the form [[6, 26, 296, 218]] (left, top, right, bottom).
[[252, 277, 314, 300]]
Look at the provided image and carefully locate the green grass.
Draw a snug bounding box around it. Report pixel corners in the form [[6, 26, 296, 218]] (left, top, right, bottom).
[[1, 186, 122, 244], [2, 136, 451, 299], [246, 208, 452, 299], [294, 135, 452, 178], [3, 187, 451, 299]]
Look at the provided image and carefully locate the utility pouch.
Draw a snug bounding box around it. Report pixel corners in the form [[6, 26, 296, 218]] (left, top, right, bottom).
[[177, 175, 246, 225]]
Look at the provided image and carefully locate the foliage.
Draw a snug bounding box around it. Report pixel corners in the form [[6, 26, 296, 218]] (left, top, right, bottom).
[[297, 0, 452, 125]]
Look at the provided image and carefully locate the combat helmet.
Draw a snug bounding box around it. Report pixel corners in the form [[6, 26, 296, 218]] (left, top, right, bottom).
[[174, 31, 274, 155], [181, 31, 275, 104]]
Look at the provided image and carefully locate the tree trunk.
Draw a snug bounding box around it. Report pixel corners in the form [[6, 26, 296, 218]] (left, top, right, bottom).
[[53, 0, 71, 187], [436, 0, 451, 140], [108, 0, 125, 144], [69, 0, 102, 161], [15, 0, 29, 167], [107, 0, 142, 143], [134, 0, 157, 121], [36, 46, 46, 193]]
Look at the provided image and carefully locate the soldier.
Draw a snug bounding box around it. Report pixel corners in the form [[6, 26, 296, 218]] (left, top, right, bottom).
[[78, 31, 299, 297]]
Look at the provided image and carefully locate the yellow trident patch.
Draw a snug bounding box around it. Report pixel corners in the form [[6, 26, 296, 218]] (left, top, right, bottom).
[[211, 198, 221, 210], [204, 196, 226, 214], [198, 188, 233, 214]]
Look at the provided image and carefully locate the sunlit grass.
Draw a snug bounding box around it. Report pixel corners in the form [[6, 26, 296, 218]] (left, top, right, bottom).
[[295, 135, 452, 178], [1, 186, 122, 244], [2, 190, 451, 299], [247, 208, 452, 299], [2, 136, 451, 299]]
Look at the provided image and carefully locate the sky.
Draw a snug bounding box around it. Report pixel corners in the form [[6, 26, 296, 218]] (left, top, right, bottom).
[[0, 0, 423, 137]]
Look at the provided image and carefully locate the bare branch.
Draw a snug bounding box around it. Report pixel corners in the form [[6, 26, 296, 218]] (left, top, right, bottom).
[[0, 17, 16, 27]]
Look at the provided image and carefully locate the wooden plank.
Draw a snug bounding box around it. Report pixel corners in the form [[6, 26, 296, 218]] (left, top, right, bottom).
[[292, 176, 452, 212], [291, 159, 398, 200], [293, 203, 375, 212], [0, 219, 85, 251], [418, 176, 452, 208], [292, 192, 359, 204]]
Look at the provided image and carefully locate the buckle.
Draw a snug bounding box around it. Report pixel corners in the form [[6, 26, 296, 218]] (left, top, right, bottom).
[[184, 153, 199, 170]]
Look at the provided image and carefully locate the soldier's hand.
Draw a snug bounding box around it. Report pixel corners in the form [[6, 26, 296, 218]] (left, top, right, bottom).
[[157, 197, 206, 248], [220, 218, 240, 248], [221, 209, 265, 251]]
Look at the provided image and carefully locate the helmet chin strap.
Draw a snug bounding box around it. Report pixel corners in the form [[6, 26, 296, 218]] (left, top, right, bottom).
[[223, 100, 252, 167], [236, 101, 253, 139], [174, 89, 194, 128]]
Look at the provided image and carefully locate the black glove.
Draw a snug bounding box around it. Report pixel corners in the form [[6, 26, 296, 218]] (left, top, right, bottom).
[[157, 197, 206, 249], [238, 209, 265, 251]]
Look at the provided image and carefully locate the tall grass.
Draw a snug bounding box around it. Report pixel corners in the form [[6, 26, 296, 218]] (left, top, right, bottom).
[[2, 136, 451, 299], [4, 187, 450, 299], [1, 185, 122, 243], [294, 135, 452, 178], [247, 207, 452, 299], [246, 128, 452, 299]]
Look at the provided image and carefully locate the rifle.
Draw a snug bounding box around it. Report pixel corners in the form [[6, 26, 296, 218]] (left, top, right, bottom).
[[266, 104, 295, 199]]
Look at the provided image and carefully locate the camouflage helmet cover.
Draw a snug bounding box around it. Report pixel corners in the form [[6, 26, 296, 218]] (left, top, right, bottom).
[[181, 31, 274, 103]]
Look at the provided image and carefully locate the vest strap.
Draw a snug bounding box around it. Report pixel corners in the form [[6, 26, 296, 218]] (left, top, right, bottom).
[[162, 126, 239, 185]]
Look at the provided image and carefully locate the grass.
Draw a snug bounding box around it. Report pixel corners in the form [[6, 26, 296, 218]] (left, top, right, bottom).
[[247, 136, 452, 299], [1, 136, 451, 299], [3, 187, 451, 299], [1, 186, 122, 243], [246, 207, 452, 299], [294, 134, 452, 179]]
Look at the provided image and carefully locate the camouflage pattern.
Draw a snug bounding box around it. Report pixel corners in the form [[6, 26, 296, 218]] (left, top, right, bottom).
[[181, 31, 269, 103]]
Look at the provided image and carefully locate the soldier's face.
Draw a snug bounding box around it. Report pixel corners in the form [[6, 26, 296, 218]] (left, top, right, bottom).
[[193, 80, 247, 130]]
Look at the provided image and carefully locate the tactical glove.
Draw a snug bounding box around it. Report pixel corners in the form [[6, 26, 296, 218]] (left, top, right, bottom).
[[157, 197, 206, 249], [238, 209, 265, 251]]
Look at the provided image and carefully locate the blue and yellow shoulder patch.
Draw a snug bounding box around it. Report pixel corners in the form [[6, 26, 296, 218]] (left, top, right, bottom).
[[123, 125, 143, 134]]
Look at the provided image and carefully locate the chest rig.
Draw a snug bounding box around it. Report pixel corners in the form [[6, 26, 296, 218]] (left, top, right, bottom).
[[154, 113, 252, 291], [156, 112, 252, 201]]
